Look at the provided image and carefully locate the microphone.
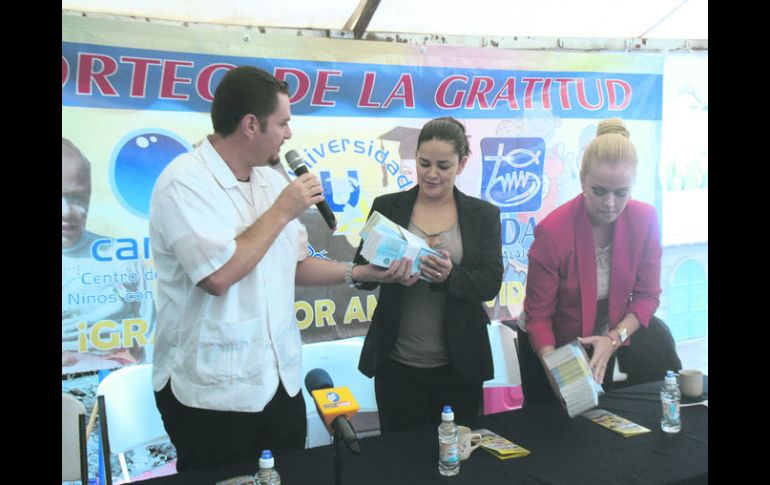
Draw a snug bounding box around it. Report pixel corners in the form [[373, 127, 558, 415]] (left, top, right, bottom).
[[305, 368, 361, 454], [284, 150, 337, 231]]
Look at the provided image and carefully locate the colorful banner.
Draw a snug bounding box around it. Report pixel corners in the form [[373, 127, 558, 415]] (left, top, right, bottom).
[[62, 43, 660, 120], [62, 15, 663, 374]]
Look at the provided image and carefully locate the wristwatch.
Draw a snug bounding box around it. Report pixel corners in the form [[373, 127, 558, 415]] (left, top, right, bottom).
[[345, 262, 366, 289], [344, 262, 357, 288], [607, 327, 628, 349]]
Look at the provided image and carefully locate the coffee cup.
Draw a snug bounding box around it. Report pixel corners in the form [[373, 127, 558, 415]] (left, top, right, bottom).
[[678, 369, 704, 398], [457, 425, 482, 461]]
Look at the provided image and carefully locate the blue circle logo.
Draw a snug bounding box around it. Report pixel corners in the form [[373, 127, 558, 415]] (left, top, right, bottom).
[[326, 391, 340, 403], [109, 129, 191, 218]]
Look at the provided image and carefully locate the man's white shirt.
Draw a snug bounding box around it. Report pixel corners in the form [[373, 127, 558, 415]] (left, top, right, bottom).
[[149, 137, 308, 412]]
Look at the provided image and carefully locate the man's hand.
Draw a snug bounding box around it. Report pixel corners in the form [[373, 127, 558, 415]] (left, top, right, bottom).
[[354, 258, 420, 287], [273, 173, 326, 222]]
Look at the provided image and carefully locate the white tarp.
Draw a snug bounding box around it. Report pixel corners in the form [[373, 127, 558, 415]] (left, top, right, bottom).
[[62, 0, 707, 41]]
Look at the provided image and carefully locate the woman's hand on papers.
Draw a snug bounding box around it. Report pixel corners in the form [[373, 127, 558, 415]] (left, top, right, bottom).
[[419, 249, 452, 284], [384, 257, 420, 286], [578, 335, 615, 383]]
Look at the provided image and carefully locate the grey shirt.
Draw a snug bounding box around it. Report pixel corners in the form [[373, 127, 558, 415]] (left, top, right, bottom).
[[390, 221, 463, 368]]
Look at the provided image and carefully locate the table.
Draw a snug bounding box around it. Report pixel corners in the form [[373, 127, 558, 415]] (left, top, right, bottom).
[[143, 378, 708, 484]]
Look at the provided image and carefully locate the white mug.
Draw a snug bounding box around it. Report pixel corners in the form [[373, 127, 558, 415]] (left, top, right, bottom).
[[457, 425, 482, 461], [678, 369, 704, 398]]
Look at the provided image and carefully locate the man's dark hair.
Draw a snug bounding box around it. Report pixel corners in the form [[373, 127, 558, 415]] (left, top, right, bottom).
[[211, 66, 290, 137]]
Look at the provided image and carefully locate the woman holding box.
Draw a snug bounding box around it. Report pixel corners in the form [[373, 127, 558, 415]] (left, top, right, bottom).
[[517, 118, 663, 406], [351, 117, 503, 432]]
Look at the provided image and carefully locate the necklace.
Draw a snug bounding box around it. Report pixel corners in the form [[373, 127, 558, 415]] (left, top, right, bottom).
[[411, 220, 455, 238]]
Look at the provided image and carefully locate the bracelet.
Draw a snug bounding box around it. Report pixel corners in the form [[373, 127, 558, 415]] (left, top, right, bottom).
[[606, 331, 618, 349], [344, 262, 357, 288]]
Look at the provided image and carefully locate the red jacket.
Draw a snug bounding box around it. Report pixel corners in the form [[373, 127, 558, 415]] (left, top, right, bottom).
[[524, 194, 662, 351]]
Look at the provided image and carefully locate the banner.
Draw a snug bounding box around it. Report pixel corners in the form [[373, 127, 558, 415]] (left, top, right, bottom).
[[62, 15, 663, 374]]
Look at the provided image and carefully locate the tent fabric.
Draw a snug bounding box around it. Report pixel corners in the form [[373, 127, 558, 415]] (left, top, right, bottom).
[[62, 0, 707, 43]]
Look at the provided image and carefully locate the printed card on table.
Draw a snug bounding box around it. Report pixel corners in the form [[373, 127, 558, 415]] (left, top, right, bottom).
[[215, 475, 256, 485], [476, 428, 531, 460], [582, 408, 651, 437]]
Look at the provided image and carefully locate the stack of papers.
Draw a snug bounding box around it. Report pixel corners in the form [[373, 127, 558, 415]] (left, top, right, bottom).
[[360, 211, 443, 280], [542, 340, 604, 418], [582, 408, 651, 436], [476, 428, 530, 460]]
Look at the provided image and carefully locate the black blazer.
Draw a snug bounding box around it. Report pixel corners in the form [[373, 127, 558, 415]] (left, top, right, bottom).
[[354, 186, 503, 383]]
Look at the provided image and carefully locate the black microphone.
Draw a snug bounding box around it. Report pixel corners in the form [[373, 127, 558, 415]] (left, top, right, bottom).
[[305, 368, 361, 454], [285, 150, 337, 231]]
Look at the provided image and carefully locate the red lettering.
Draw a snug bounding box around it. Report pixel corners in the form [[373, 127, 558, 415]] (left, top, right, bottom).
[[357, 72, 381, 108], [77, 53, 119, 96], [541, 78, 553, 110], [465, 76, 495, 109], [555, 78, 576, 110], [274, 67, 311, 104], [159, 60, 194, 100], [311, 70, 342, 107], [522, 78, 545, 110], [576, 79, 604, 110], [197, 63, 235, 102], [62, 56, 69, 88], [435, 75, 468, 109], [382, 74, 415, 109], [490, 78, 519, 110], [120, 57, 162, 98], [606, 79, 632, 111]]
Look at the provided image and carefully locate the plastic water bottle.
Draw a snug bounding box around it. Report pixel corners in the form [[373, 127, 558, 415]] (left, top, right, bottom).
[[255, 449, 281, 485], [660, 370, 681, 433], [438, 405, 460, 476]]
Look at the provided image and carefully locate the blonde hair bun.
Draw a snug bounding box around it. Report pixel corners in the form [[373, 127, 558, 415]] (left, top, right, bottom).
[[579, 117, 637, 179], [596, 118, 629, 138]]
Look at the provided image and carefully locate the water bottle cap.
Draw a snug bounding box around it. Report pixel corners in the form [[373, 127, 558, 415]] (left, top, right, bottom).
[[441, 405, 454, 421], [259, 449, 274, 468], [664, 370, 678, 384]]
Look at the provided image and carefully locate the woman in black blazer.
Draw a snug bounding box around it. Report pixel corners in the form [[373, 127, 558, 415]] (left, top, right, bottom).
[[352, 117, 503, 432]]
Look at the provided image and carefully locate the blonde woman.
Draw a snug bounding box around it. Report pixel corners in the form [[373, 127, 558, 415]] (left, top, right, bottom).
[[518, 118, 662, 405]]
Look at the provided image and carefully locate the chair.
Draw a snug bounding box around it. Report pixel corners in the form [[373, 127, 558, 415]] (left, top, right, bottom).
[[483, 320, 524, 414], [62, 393, 89, 484], [301, 337, 379, 448], [615, 315, 683, 388], [96, 364, 170, 485]]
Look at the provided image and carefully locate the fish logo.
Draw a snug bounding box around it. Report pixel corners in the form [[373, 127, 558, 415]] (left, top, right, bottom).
[[480, 137, 546, 213]]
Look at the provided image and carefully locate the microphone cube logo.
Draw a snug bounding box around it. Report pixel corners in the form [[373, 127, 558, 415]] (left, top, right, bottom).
[[326, 391, 340, 403], [480, 137, 546, 213]]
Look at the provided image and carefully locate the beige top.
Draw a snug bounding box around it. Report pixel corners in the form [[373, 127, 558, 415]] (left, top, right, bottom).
[[390, 221, 463, 368]]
